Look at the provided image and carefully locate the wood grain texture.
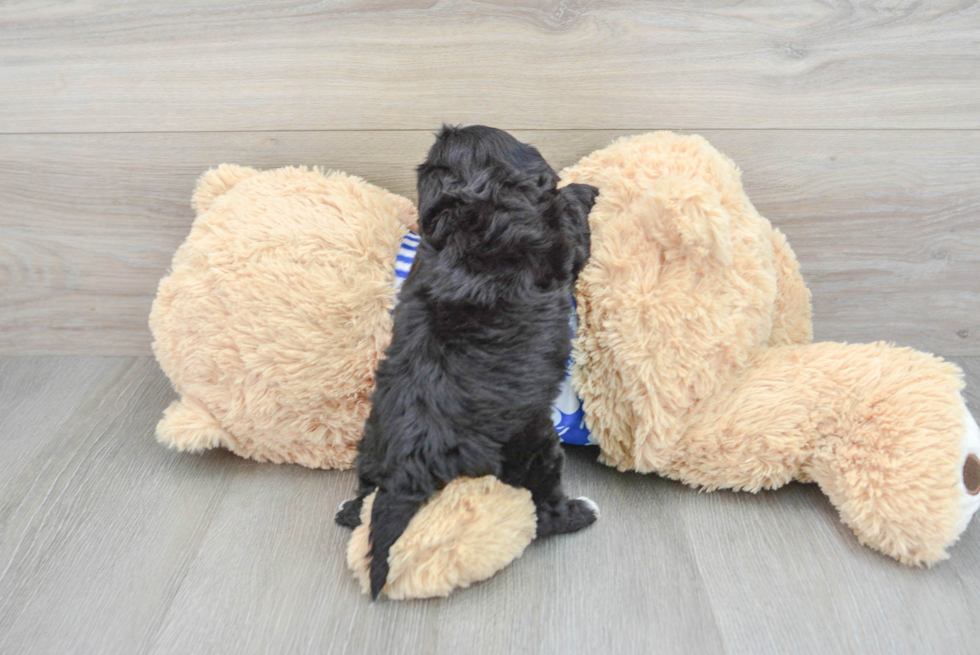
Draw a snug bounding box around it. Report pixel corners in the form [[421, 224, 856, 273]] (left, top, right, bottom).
[[677, 481, 980, 655], [1, 129, 977, 356], [0, 356, 977, 654], [0, 358, 235, 654], [145, 448, 726, 655], [960, 357, 980, 409], [1, 0, 979, 132], [0, 357, 120, 480], [430, 454, 726, 655], [0, 357, 724, 655]]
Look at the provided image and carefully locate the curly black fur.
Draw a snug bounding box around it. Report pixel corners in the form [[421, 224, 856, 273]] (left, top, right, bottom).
[[335, 125, 599, 600]]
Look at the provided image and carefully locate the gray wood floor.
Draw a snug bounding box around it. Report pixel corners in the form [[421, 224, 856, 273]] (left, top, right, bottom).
[[0, 356, 978, 655], [2, 0, 980, 652]]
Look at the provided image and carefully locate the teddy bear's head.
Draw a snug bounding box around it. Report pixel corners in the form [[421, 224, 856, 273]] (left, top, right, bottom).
[[150, 165, 417, 468], [561, 133, 812, 472]]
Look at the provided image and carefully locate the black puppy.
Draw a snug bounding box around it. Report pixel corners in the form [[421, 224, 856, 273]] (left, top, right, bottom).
[[335, 125, 599, 599]]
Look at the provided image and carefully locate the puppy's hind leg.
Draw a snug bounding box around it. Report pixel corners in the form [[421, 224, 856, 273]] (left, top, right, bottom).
[[500, 413, 598, 538]]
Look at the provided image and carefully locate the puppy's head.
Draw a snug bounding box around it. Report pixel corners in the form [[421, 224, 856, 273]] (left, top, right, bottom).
[[415, 125, 560, 248]]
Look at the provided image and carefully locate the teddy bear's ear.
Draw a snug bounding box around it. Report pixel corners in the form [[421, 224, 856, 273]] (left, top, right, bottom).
[[640, 177, 734, 267], [192, 164, 260, 215]]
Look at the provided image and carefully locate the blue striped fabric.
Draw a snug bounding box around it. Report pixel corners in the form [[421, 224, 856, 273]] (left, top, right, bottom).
[[389, 230, 594, 446], [393, 231, 419, 292], [551, 298, 594, 446]]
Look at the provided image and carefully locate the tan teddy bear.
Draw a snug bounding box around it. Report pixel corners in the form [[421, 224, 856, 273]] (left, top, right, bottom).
[[150, 132, 980, 600], [151, 165, 417, 469]]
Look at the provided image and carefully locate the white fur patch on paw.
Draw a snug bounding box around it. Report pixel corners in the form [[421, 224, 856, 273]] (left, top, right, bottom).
[[576, 496, 600, 519]]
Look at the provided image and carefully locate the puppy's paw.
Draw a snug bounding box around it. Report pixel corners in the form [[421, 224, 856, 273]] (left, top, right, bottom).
[[566, 496, 600, 532], [575, 496, 600, 519], [535, 496, 599, 537], [335, 498, 363, 528]]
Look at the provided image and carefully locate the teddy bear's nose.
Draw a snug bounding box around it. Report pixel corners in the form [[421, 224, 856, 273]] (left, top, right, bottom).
[[964, 454, 980, 495]]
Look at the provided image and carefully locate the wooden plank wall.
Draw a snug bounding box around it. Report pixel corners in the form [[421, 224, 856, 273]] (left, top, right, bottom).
[[1, 1, 978, 356]]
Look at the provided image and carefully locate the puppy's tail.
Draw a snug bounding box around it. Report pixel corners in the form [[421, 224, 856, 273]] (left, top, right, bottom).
[[368, 489, 427, 600]]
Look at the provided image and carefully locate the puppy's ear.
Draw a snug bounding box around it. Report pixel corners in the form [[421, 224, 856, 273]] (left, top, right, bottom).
[[532, 169, 561, 195], [417, 170, 493, 248], [557, 183, 599, 214], [555, 183, 599, 280]]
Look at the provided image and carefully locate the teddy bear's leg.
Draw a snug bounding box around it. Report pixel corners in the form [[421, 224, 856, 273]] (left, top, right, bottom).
[[795, 345, 975, 565], [672, 341, 974, 565], [808, 388, 980, 566], [155, 396, 233, 453], [499, 412, 599, 537]]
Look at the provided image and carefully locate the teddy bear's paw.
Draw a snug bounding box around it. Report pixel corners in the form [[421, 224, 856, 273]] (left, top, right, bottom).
[[347, 476, 536, 600], [155, 398, 231, 453], [954, 402, 980, 537]]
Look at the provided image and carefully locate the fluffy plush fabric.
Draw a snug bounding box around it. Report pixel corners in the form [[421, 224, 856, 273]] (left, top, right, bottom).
[[346, 476, 536, 600], [560, 132, 812, 471], [150, 165, 417, 469], [561, 132, 974, 564]]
